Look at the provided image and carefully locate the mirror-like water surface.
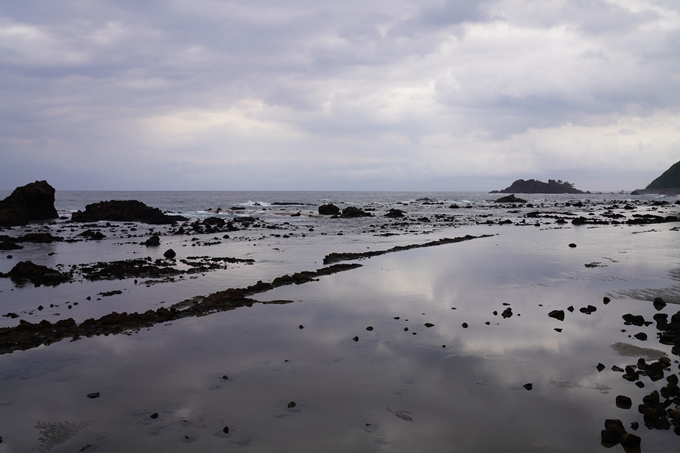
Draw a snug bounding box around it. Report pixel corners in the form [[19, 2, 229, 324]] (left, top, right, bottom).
[[0, 192, 679, 452]]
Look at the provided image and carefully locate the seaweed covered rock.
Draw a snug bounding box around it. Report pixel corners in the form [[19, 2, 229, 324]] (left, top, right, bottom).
[[0, 181, 58, 226], [71, 200, 186, 224]]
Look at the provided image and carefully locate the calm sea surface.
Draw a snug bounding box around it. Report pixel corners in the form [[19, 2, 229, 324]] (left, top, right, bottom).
[[0, 190, 678, 452]]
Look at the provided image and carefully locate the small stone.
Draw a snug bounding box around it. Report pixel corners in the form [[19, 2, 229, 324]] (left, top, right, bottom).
[[620, 433, 641, 448], [596, 363, 605, 372], [222, 426, 229, 434], [87, 392, 100, 399], [653, 297, 666, 310], [635, 381, 645, 388], [612, 365, 624, 372], [299, 325, 304, 329], [366, 326, 374, 331], [548, 310, 565, 321], [630, 422, 639, 430], [523, 383, 533, 390], [554, 328, 562, 332], [567, 306, 574, 312], [568, 243, 576, 248], [150, 413, 159, 419], [287, 401, 297, 408], [424, 323, 434, 328], [163, 249, 176, 259], [633, 332, 647, 341], [603, 297, 611, 304], [353, 336, 359, 342], [461, 323, 468, 328], [222, 375, 229, 380], [615, 395, 632, 409]]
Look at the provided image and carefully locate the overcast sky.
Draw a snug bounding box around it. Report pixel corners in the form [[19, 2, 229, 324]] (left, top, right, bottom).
[[1, 0, 679, 191]]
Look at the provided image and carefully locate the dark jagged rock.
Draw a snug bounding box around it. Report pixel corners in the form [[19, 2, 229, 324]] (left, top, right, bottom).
[[143, 235, 160, 247], [318, 204, 340, 215], [0, 180, 59, 226], [71, 200, 186, 224], [548, 310, 565, 321], [494, 194, 527, 203], [163, 249, 176, 259], [1, 261, 71, 286], [342, 206, 372, 218], [494, 179, 585, 194]]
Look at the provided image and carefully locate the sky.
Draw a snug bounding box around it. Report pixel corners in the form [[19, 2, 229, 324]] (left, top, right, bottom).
[[1, 0, 679, 191]]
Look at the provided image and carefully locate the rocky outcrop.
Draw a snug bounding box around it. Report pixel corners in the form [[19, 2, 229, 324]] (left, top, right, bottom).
[[318, 204, 340, 215], [492, 179, 585, 194], [0, 181, 58, 226], [71, 200, 186, 224]]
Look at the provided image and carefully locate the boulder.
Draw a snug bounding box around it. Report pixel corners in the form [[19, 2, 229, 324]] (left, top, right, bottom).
[[71, 200, 186, 224], [318, 204, 340, 215], [0, 181, 58, 226]]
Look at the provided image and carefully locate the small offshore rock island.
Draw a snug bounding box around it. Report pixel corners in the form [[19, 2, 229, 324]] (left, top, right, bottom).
[[491, 178, 586, 194]]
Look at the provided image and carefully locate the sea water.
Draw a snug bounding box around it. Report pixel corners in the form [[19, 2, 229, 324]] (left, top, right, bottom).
[[0, 191, 678, 452]]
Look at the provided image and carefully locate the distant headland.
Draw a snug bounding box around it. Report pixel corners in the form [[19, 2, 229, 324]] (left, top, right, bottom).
[[632, 160, 680, 195], [490, 179, 586, 194]]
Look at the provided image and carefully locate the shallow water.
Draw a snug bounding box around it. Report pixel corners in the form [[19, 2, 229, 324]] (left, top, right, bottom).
[[0, 192, 679, 452]]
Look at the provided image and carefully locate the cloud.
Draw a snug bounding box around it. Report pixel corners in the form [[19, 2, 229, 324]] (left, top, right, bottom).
[[0, 0, 679, 190]]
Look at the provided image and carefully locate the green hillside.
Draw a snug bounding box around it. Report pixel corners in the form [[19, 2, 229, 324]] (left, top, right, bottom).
[[647, 160, 680, 189]]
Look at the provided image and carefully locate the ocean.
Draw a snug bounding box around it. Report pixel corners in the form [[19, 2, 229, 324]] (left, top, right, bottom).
[[0, 190, 678, 452]]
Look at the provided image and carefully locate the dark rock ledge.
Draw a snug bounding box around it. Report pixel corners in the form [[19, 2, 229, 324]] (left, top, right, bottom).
[[323, 234, 492, 265], [0, 263, 361, 355]]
